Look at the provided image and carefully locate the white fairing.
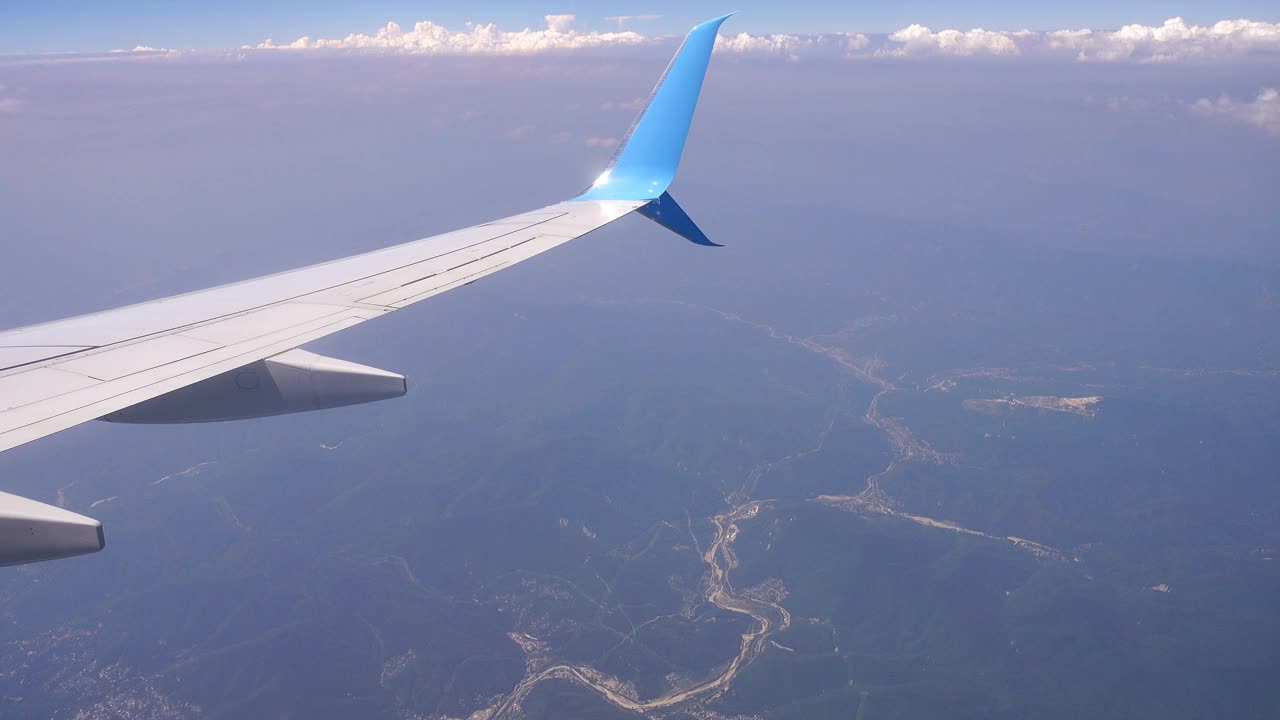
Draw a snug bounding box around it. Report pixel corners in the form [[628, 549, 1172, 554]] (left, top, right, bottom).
[[0, 491, 104, 566], [102, 349, 406, 423]]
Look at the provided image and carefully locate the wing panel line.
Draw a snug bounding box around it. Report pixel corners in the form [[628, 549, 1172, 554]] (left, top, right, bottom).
[[0, 211, 574, 349], [0, 212, 577, 377]]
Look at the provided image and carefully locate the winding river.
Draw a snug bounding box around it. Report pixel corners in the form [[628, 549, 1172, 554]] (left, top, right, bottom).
[[489, 499, 790, 718]]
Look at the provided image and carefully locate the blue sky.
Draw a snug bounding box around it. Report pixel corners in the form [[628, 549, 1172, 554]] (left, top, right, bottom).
[[3, 0, 1279, 53]]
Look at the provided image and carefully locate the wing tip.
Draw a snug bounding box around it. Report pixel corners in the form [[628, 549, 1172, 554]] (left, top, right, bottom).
[[574, 13, 734, 202], [698, 13, 737, 30]]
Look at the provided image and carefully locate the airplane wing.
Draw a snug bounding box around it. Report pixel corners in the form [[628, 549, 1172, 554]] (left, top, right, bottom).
[[0, 14, 734, 565]]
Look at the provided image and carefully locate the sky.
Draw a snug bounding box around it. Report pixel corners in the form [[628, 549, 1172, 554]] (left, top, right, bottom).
[[0, 5, 1277, 325], [0, 5, 1278, 716], [0, 18, 1276, 337], [2, 0, 1280, 53]]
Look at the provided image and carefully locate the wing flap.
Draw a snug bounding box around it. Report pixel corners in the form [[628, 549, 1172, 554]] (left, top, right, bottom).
[[55, 335, 221, 382], [0, 368, 100, 411], [361, 257, 510, 307]]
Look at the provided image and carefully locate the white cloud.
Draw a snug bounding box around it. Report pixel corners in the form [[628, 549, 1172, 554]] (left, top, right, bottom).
[[1046, 17, 1280, 62], [879, 24, 1021, 57], [110, 45, 171, 54], [544, 14, 575, 34], [714, 32, 869, 60], [583, 136, 619, 148], [1192, 88, 1280, 136], [249, 15, 648, 55]]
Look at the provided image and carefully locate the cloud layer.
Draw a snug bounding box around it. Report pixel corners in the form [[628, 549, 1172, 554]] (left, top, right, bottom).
[[88, 15, 1280, 63], [1045, 18, 1280, 62], [251, 14, 646, 54], [722, 17, 1280, 61], [714, 32, 869, 61]]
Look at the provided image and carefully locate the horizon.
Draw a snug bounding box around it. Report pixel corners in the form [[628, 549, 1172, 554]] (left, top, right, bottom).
[[0, 3, 1278, 54]]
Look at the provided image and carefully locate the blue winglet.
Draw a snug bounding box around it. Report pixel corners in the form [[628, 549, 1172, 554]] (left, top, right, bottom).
[[576, 14, 732, 202], [637, 191, 722, 246]]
